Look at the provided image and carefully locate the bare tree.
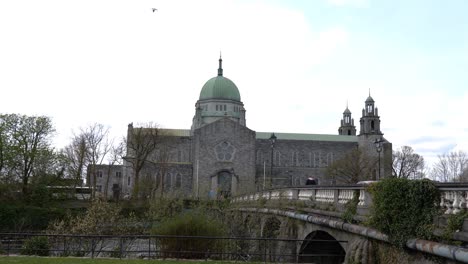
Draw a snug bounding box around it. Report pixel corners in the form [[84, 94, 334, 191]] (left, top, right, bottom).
[[125, 123, 160, 198], [62, 134, 88, 186], [78, 124, 111, 198], [432, 151, 468, 182], [103, 140, 124, 199], [326, 148, 377, 184], [156, 140, 171, 198], [392, 146, 425, 179]]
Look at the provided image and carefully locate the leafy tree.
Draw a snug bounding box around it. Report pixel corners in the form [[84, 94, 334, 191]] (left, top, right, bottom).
[[326, 148, 376, 184], [0, 114, 55, 195], [392, 146, 425, 179]]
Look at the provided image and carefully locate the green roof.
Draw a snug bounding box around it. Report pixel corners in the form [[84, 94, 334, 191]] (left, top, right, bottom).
[[256, 132, 358, 142], [199, 76, 241, 101]]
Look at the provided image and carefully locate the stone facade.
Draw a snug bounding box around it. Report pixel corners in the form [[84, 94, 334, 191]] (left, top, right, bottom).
[[107, 58, 393, 200], [88, 164, 124, 200]]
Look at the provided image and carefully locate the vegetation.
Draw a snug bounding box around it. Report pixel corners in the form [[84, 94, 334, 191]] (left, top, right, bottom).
[[326, 148, 376, 184], [0, 256, 234, 264], [443, 211, 468, 242], [152, 209, 226, 259], [342, 191, 359, 223], [20, 236, 50, 256], [48, 199, 143, 235], [0, 200, 68, 232], [431, 150, 468, 182], [392, 146, 425, 179], [367, 178, 440, 247], [0, 114, 57, 196]]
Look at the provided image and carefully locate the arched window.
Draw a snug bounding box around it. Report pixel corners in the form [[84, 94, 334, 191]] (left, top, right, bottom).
[[175, 173, 182, 188], [256, 150, 263, 165], [371, 120, 375, 130], [165, 173, 172, 190], [348, 130, 351, 135], [275, 151, 281, 166]]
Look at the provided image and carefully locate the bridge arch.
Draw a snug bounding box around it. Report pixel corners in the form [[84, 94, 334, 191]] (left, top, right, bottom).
[[299, 230, 346, 264]]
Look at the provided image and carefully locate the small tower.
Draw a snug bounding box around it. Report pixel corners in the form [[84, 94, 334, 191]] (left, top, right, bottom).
[[359, 92, 382, 135], [338, 104, 356, 136]]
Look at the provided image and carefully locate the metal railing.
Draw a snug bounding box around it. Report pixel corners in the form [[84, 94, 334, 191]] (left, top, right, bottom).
[[0, 233, 347, 262]]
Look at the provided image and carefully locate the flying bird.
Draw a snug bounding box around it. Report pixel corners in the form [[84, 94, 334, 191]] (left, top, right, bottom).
[[152, 8, 157, 12]]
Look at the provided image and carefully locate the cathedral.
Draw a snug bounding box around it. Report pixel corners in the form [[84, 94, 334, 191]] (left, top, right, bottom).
[[95, 57, 392, 199]]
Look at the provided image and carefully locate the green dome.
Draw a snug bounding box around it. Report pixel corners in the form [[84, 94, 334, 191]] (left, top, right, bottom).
[[199, 76, 241, 101]]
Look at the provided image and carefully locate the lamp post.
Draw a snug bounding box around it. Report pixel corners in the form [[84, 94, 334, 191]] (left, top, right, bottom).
[[269, 133, 277, 188], [374, 137, 384, 180]]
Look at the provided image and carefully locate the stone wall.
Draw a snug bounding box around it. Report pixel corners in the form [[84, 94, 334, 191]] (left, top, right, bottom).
[[255, 139, 358, 187], [193, 118, 256, 198]]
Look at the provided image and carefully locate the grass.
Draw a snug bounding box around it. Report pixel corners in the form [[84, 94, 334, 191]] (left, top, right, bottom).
[[0, 256, 235, 264]]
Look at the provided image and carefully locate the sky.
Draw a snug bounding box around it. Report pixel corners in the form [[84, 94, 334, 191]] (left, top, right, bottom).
[[1, 0, 468, 168]]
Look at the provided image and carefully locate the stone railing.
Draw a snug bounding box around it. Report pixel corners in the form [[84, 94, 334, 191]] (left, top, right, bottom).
[[231, 185, 373, 216], [438, 183, 468, 215], [232, 183, 468, 215]]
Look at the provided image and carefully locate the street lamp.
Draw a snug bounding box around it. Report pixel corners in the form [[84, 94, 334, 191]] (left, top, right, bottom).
[[374, 137, 384, 180], [269, 133, 277, 188]]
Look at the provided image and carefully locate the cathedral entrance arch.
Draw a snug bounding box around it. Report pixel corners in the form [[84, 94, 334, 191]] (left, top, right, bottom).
[[218, 171, 232, 198], [210, 169, 238, 198], [298, 230, 345, 263]]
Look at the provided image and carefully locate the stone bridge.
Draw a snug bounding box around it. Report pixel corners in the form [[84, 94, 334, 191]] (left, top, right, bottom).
[[230, 183, 468, 263]]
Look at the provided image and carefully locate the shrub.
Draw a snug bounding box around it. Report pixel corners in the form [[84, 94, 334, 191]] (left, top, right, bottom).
[[342, 191, 360, 223], [21, 236, 50, 256], [0, 204, 66, 232], [368, 178, 440, 247], [48, 199, 144, 235], [152, 209, 226, 259]]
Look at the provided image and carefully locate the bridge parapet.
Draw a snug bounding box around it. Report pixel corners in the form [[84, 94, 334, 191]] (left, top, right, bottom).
[[232, 183, 468, 216], [438, 184, 468, 215]]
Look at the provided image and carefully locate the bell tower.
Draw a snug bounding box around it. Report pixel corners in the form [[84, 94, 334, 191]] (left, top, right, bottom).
[[338, 103, 356, 136], [359, 92, 383, 135]]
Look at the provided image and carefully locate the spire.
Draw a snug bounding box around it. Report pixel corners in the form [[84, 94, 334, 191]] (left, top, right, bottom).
[[218, 53, 223, 76]]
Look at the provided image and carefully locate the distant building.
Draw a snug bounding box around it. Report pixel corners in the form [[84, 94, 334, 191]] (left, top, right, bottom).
[[88, 164, 124, 200], [111, 57, 391, 199]]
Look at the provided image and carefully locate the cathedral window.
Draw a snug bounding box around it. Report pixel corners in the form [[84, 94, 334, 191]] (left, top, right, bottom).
[[256, 150, 263, 165], [275, 151, 281, 166], [215, 141, 236, 161], [116, 171, 122, 178], [314, 152, 320, 167], [165, 173, 172, 190], [371, 120, 375, 130], [327, 153, 334, 167], [175, 174, 182, 188], [177, 150, 183, 162]]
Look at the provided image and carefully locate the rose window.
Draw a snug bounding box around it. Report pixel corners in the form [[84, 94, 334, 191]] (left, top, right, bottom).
[[215, 141, 236, 161]]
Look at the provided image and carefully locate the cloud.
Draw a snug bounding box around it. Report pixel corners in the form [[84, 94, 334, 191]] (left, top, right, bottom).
[[327, 0, 369, 8]]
